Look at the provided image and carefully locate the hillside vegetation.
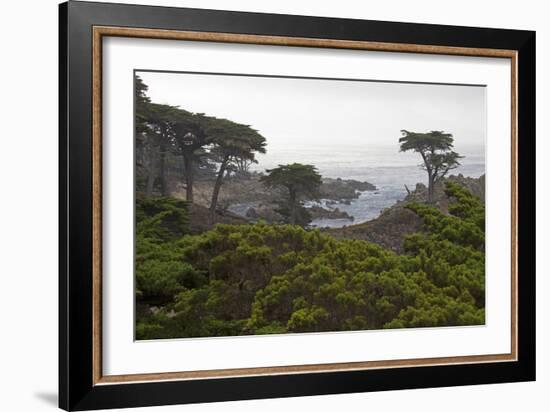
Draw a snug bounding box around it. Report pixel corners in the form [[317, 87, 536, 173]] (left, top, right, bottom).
[[136, 181, 485, 339]]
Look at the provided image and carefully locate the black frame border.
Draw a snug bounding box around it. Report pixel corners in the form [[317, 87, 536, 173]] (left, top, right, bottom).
[[59, 1, 535, 410]]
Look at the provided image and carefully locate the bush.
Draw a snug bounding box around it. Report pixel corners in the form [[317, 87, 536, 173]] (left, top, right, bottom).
[[136, 182, 485, 339]]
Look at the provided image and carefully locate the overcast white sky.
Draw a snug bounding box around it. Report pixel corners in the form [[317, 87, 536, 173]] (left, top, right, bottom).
[[137, 70, 486, 155]]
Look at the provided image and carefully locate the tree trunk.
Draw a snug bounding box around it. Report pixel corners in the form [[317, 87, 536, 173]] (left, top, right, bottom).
[[145, 151, 156, 197], [210, 159, 228, 213], [289, 187, 297, 225], [183, 152, 194, 202], [427, 173, 435, 203], [145, 171, 155, 197], [420, 151, 434, 203], [159, 143, 169, 196]]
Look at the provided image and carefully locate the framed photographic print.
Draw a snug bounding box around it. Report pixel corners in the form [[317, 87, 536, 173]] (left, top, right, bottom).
[[59, 1, 536, 410]]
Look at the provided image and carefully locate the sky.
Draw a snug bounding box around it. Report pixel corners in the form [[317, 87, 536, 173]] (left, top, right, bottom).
[[136, 70, 486, 170]]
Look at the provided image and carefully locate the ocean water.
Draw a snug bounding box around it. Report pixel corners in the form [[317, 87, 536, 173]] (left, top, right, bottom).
[[246, 144, 485, 228]]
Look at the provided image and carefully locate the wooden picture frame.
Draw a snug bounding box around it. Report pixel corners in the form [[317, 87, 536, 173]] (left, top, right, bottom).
[[59, 1, 535, 410]]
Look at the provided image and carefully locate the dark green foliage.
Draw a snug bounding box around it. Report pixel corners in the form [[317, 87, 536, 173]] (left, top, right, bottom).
[[135, 196, 203, 305], [136, 195, 190, 242], [398, 182, 485, 327], [135, 182, 485, 339]]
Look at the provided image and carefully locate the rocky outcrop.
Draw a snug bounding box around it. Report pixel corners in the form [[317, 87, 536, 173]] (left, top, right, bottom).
[[320, 178, 376, 201], [187, 175, 279, 209], [328, 205, 421, 253], [244, 204, 285, 223], [404, 174, 485, 205], [186, 203, 248, 234], [309, 206, 354, 221]]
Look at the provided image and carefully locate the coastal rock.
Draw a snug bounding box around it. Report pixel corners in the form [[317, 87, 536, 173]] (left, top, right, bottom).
[[186, 203, 248, 234], [309, 206, 354, 221], [319, 178, 376, 201], [404, 174, 485, 204], [244, 205, 285, 223], [328, 206, 422, 253], [245, 207, 259, 219], [448, 174, 485, 201], [189, 173, 281, 208]]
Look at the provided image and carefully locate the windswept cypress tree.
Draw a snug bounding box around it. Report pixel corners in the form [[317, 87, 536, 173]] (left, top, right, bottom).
[[399, 130, 462, 202], [260, 163, 322, 226]]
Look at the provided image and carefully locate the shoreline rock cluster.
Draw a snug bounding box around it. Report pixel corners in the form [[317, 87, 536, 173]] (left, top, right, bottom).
[[319, 178, 376, 201], [184, 174, 376, 223], [308, 205, 354, 221]]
